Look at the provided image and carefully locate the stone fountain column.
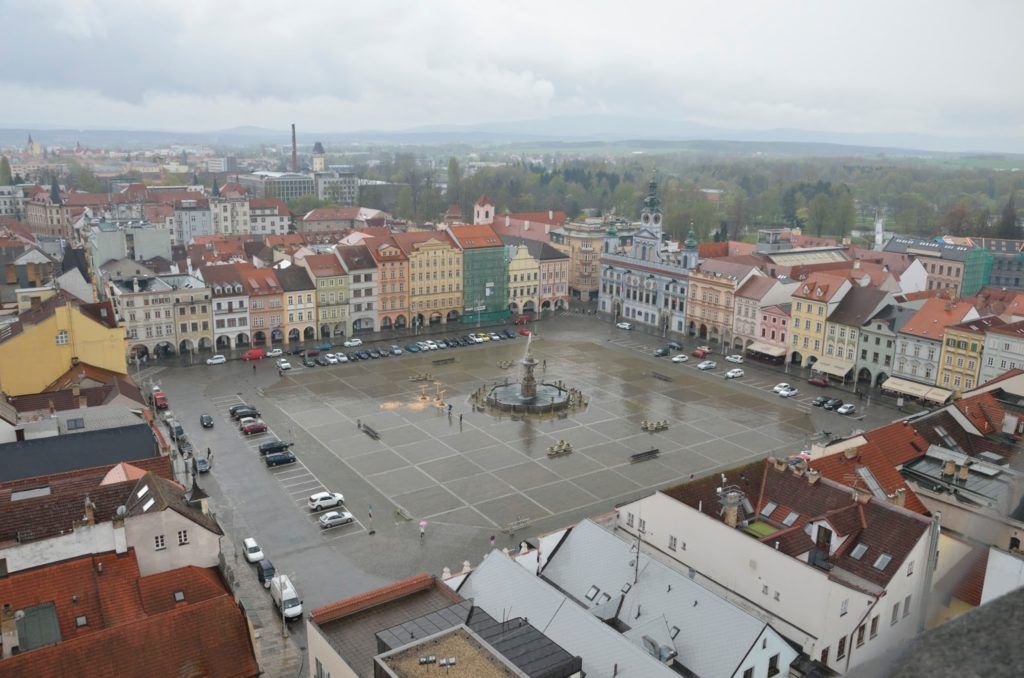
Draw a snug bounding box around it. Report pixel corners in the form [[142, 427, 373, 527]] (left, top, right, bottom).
[[520, 356, 539, 400]]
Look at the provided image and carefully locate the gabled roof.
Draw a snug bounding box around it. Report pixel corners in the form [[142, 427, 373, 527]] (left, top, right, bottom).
[[391, 230, 458, 256], [792, 273, 849, 302], [695, 258, 759, 280], [475, 195, 493, 206], [862, 421, 932, 466], [811, 444, 929, 514], [123, 472, 222, 536], [336, 244, 376, 272], [900, 297, 978, 340], [734, 275, 778, 301], [248, 198, 289, 214], [272, 264, 314, 292], [828, 286, 889, 327], [237, 264, 280, 296], [8, 375, 145, 414], [448, 224, 502, 249], [884, 236, 975, 261], [302, 253, 345, 278], [947, 315, 1006, 336], [499, 234, 569, 262]]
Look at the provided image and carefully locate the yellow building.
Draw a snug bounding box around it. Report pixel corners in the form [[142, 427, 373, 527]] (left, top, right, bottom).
[[393, 231, 463, 327], [938, 317, 1000, 395], [0, 294, 126, 396], [275, 266, 318, 344], [789, 274, 850, 367], [502, 235, 541, 314]]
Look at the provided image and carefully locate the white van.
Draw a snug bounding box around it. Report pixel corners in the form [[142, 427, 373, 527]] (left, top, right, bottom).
[[270, 574, 303, 621]]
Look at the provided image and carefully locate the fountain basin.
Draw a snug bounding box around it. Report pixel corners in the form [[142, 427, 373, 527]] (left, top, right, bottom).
[[486, 382, 571, 414]]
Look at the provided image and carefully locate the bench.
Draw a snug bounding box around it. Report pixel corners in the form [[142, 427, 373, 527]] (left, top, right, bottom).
[[650, 372, 672, 382], [361, 424, 381, 440], [630, 448, 660, 463], [432, 357, 456, 365]]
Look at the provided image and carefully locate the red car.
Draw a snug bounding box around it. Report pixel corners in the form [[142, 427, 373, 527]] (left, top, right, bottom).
[[692, 349, 710, 358], [808, 376, 829, 387], [242, 419, 268, 435], [518, 328, 532, 337]]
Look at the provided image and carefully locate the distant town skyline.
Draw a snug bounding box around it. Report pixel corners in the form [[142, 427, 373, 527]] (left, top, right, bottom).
[[1, 1, 1022, 149]]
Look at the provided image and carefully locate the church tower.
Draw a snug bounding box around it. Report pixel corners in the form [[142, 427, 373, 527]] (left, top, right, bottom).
[[639, 172, 663, 237], [311, 141, 326, 172]]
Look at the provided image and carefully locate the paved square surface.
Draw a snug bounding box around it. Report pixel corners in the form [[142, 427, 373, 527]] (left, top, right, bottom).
[[255, 337, 819, 534]]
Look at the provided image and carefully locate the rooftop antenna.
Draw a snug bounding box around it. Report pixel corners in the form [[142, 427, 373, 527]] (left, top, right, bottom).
[[291, 124, 298, 173]]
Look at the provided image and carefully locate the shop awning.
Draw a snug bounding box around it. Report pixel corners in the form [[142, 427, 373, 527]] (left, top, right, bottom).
[[880, 376, 933, 399], [924, 386, 953, 404], [746, 341, 787, 357], [811, 356, 854, 378]]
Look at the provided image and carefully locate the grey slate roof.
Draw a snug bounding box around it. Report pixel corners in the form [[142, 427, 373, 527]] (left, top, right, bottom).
[[828, 286, 889, 327], [458, 550, 678, 678], [0, 424, 159, 482], [883, 236, 974, 261], [273, 264, 315, 292], [500, 235, 569, 261], [541, 520, 776, 678]]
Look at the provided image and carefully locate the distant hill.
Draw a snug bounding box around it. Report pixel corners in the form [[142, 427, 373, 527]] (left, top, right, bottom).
[[2, 115, 1022, 155]]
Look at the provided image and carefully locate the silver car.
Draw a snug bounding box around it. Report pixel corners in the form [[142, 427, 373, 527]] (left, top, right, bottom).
[[318, 510, 355, 529]]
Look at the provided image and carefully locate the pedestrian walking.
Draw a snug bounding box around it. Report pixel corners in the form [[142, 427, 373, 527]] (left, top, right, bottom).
[[459, 413, 463, 424], [489, 534, 496, 550], [356, 418, 361, 430], [206, 447, 211, 459], [252, 364, 256, 373]]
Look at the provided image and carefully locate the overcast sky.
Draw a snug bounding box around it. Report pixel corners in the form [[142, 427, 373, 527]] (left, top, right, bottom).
[[1, 0, 1021, 145]]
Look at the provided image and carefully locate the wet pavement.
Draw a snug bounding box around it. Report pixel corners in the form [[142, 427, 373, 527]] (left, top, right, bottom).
[[145, 313, 905, 657]]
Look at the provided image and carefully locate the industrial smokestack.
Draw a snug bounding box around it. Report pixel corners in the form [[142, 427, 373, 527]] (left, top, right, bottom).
[[291, 123, 298, 172]]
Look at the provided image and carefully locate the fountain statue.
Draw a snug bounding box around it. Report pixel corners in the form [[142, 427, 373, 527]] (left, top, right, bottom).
[[480, 330, 583, 416]]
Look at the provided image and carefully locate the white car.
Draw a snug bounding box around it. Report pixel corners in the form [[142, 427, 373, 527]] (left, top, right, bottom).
[[343, 337, 363, 348], [671, 354, 689, 363], [837, 403, 857, 415], [335, 353, 349, 363], [725, 354, 744, 364], [424, 340, 438, 350], [616, 322, 633, 330], [206, 354, 226, 365], [319, 510, 355, 529], [465, 335, 480, 344], [267, 348, 283, 358], [697, 360, 717, 370], [276, 359, 292, 371], [308, 491, 345, 511], [242, 537, 264, 563], [778, 386, 799, 398], [324, 353, 338, 364], [725, 368, 744, 379], [772, 383, 791, 394]]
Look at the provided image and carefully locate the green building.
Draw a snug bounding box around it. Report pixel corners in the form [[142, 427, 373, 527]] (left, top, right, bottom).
[[961, 248, 993, 296], [448, 224, 509, 325]]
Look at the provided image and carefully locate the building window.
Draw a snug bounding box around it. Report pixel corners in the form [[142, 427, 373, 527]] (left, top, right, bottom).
[[840, 599, 848, 616], [638, 518, 646, 534], [857, 624, 866, 647], [626, 512, 634, 527], [870, 615, 879, 638], [56, 330, 68, 345], [743, 668, 754, 678], [904, 595, 912, 617], [154, 535, 166, 550], [820, 647, 829, 665], [178, 529, 189, 545], [891, 602, 900, 625], [668, 535, 677, 551], [837, 637, 847, 660]]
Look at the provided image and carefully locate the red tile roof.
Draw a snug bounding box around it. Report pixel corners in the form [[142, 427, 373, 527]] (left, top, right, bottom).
[[953, 392, 1007, 436], [0, 553, 258, 677], [899, 297, 978, 340], [952, 548, 990, 606], [475, 195, 493, 206], [311, 573, 458, 624], [448, 223, 502, 249], [303, 207, 362, 222], [249, 198, 289, 215], [811, 443, 930, 514], [981, 318, 1024, 338], [391, 230, 458, 255], [734, 275, 778, 301], [303, 253, 345, 277], [792, 273, 849, 302], [862, 421, 931, 466]]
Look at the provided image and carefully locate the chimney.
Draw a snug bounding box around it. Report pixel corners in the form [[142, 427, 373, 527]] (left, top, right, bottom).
[[524, 220, 530, 231], [548, 210, 554, 220], [854, 490, 871, 505], [942, 459, 956, 478], [504, 214, 510, 228], [291, 123, 298, 172], [843, 447, 859, 460], [807, 468, 821, 485], [1, 604, 19, 659], [721, 490, 742, 528], [853, 259, 861, 269], [958, 461, 972, 483], [83, 495, 95, 526], [892, 488, 906, 507], [132, 276, 139, 293], [113, 506, 127, 554], [723, 503, 738, 528], [791, 458, 808, 477]]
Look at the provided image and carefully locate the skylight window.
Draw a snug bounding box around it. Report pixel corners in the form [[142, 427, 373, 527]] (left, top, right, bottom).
[[851, 544, 869, 560], [136, 485, 149, 499], [173, 590, 185, 602], [142, 497, 155, 512], [873, 553, 892, 570], [760, 501, 778, 518], [585, 586, 600, 601], [669, 626, 680, 639], [782, 512, 800, 527]]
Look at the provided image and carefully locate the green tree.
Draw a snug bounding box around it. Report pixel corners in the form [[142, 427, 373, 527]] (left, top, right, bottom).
[[833, 191, 855, 237], [446, 157, 461, 207], [287, 195, 330, 217], [0, 156, 12, 186], [808, 193, 832, 236], [997, 192, 1019, 239], [68, 161, 103, 192]]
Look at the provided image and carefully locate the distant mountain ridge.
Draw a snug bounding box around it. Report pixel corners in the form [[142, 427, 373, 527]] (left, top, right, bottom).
[[1, 115, 1021, 154]]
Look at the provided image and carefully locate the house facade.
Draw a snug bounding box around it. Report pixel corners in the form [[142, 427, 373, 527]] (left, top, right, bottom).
[[938, 317, 1003, 395], [393, 231, 463, 328], [300, 253, 348, 339], [275, 265, 317, 344], [732, 277, 797, 351], [239, 264, 283, 345], [894, 298, 979, 386], [199, 264, 251, 351], [979, 319, 1024, 384], [367, 235, 409, 332], [789, 274, 852, 367], [447, 224, 508, 325], [337, 244, 378, 334]]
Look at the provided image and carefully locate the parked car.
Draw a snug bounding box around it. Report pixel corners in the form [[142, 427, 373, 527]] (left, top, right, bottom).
[[368, 349, 382, 358], [315, 356, 330, 366], [324, 353, 339, 364], [390, 345, 403, 355], [425, 340, 440, 350], [725, 368, 744, 379], [302, 357, 317, 368], [241, 348, 265, 361], [270, 574, 303, 621], [697, 360, 717, 370], [276, 359, 292, 371], [255, 559, 275, 588], [518, 328, 532, 337], [671, 354, 689, 363], [837, 403, 857, 415], [725, 354, 744, 364], [404, 343, 421, 353], [242, 419, 268, 435], [318, 510, 355, 529], [476, 333, 491, 342], [308, 491, 345, 511], [335, 353, 349, 363], [305, 348, 321, 358], [266, 348, 283, 358], [488, 332, 503, 341], [259, 439, 293, 455], [264, 450, 297, 467], [823, 398, 844, 411], [502, 329, 515, 339], [812, 396, 830, 407], [194, 457, 210, 473], [654, 346, 671, 357], [316, 341, 333, 351], [692, 348, 710, 358], [229, 403, 254, 417], [242, 537, 264, 563], [356, 350, 371, 360], [199, 413, 214, 428], [231, 406, 260, 420], [152, 391, 168, 409], [616, 322, 633, 330], [772, 383, 791, 394], [346, 352, 360, 361], [666, 341, 682, 350], [778, 386, 799, 398], [435, 339, 448, 349], [343, 337, 363, 348], [206, 354, 226, 365], [808, 376, 829, 387]]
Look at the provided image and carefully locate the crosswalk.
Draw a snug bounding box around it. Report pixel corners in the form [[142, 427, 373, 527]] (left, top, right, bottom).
[[208, 394, 365, 542]]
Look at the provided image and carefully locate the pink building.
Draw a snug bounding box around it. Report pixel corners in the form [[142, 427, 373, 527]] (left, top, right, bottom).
[[750, 302, 791, 363]]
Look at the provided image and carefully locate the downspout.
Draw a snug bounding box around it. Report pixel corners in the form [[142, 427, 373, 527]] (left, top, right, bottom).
[[918, 511, 942, 633]]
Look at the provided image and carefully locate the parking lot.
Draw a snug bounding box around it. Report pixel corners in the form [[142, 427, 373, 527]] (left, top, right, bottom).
[[149, 314, 902, 626]]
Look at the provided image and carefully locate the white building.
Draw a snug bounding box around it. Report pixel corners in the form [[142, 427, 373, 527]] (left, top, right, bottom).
[[173, 198, 213, 244], [315, 168, 359, 205], [894, 297, 978, 386], [337, 244, 377, 334], [733, 276, 799, 349], [616, 458, 938, 675], [0, 185, 24, 218], [249, 198, 290, 236], [979, 319, 1024, 384]]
